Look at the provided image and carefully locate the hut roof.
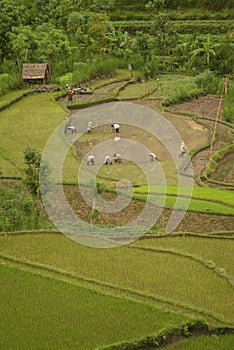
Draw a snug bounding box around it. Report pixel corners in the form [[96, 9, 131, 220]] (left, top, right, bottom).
[[22, 63, 49, 80]]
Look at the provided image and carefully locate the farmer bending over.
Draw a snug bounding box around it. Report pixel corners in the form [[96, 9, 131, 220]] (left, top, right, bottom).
[[87, 155, 95, 165], [149, 152, 159, 161], [113, 153, 122, 163], [180, 142, 188, 156], [104, 156, 112, 165], [111, 123, 120, 133]]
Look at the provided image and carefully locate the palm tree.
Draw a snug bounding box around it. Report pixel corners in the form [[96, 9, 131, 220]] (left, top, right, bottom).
[[190, 34, 220, 66]]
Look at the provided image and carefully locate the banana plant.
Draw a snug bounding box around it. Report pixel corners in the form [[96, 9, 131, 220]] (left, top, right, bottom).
[[190, 33, 220, 66]]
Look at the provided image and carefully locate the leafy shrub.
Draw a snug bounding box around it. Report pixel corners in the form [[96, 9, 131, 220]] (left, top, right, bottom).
[[141, 59, 160, 79], [55, 72, 73, 87], [194, 70, 223, 95], [0, 183, 49, 232], [0, 73, 21, 95]]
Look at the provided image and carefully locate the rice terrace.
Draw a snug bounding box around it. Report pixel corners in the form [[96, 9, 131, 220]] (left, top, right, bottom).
[[0, 0, 234, 349]]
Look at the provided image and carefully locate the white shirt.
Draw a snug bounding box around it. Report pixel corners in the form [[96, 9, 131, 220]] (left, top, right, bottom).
[[87, 155, 95, 162], [149, 152, 157, 161], [104, 156, 112, 163], [67, 126, 76, 131]]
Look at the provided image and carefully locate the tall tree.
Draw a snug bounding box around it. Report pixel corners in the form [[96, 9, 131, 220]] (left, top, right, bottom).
[[104, 23, 132, 58], [66, 11, 86, 35], [151, 12, 178, 66], [8, 26, 35, 72], [23, 147, 51, 198], [23, 147, 41, 198], [35, 24, 71, 79], [132, 31, 154, 62], [0, 182, 38, 232]]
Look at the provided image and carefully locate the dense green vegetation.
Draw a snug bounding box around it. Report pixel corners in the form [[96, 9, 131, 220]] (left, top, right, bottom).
[[0, 0, 233, 93], [0, 182, 50, 231], [113, 0, 234, 13]]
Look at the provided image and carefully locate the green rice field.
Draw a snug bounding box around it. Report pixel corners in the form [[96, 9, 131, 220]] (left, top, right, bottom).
[[0, 264, 186, 350], [0, 233, 233, 325]]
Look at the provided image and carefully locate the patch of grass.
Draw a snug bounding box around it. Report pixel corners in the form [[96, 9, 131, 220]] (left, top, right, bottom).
[[166, 334, 234, 350], [152, 75, 197, 99], [176, 197, 234, 215], [133, 192, 234, 215], [0, 89, 33, 109], [135, 185, 234, 207], [0, 93, 65, 176], [203, 144, 234, 180], [0, 233, 233, 322], [118, 80, 157, 99], [154, 75, 197, 97], [117, 75, 198, 102], [212, 156, 234, 183], [0, 263, 185, 350], [0, 155, 20, 178], [67, 96, 117, 110]]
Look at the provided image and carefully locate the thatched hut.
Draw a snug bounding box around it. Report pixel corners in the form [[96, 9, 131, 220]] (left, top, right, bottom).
[[22, 63, 50, 84]]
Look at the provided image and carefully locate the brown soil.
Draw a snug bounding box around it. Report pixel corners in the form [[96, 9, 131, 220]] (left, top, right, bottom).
[[63, 185, 144, 226], [170, 95, 224, 119], [63, 185, 234, 234]]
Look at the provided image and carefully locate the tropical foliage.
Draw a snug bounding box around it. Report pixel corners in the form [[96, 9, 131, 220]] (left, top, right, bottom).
[[0, 0, 233, 90]]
